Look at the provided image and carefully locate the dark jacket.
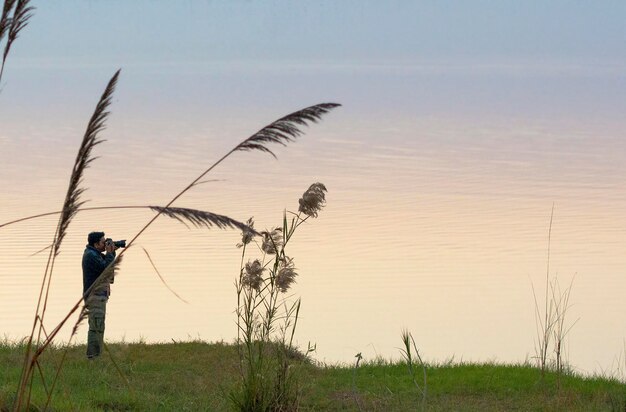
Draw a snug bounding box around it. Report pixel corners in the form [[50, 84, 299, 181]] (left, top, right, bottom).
[[82, 245, 116, 298]]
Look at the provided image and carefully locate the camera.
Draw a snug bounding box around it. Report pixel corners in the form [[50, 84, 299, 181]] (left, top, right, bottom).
[[105, 238, 126, 248]]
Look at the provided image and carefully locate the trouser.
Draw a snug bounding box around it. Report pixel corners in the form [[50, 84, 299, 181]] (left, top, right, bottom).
[[86, 295, 108, 358]]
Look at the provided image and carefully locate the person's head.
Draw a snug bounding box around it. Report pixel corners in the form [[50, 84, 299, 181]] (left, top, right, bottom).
[[88, 231, 106, 252]]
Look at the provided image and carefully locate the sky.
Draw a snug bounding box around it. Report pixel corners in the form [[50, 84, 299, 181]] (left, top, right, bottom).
[[10, 1, 626, 67]]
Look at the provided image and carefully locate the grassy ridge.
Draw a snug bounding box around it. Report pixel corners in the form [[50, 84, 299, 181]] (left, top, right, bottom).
[[1, 341, 625, 411]]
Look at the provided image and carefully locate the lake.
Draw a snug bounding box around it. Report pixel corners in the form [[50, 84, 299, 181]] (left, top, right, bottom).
[[1, 62, 626, 376]]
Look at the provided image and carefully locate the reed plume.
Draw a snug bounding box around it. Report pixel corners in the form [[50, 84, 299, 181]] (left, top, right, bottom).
[[234, 103, 340, 158], [0, 0, 33, 82], [150, 206, 261, 234], [56, 69, 120, 253], [298, 182, 327, 218], [0, 0, 17, 41]]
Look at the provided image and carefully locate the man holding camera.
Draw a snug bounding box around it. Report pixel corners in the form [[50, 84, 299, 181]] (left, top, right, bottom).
[[82, 231, 118, 359]]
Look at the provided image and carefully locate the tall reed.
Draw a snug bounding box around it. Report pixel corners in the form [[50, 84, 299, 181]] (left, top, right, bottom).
[[231, 183, 327, 411], [531, 205, 577, 383]]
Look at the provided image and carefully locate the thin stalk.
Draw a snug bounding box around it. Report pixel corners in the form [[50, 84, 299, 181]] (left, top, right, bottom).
[[542, 204, 554, 375], [0, 205, 157, 229]]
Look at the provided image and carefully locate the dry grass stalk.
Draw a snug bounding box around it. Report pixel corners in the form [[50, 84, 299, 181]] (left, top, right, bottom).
[[532, 204, 555, 378], [1, 205, 254, 229], [531, 205, 577, 383], [550, 276, 578, 387]]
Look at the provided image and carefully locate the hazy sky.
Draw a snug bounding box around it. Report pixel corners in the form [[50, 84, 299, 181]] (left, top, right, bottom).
[[11, 1, 626, 66], [4, 1, 625, 125]]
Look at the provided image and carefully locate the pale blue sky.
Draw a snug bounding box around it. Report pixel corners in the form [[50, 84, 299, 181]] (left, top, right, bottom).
[[10, 1, 626, 66], [2, 0, 624, 123]]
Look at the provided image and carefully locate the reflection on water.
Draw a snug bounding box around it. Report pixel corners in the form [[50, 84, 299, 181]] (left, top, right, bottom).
[[1, 66, 626, 376]]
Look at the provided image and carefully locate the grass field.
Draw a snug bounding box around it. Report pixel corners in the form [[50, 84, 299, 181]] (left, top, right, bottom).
[[1, 340, 625, 411]]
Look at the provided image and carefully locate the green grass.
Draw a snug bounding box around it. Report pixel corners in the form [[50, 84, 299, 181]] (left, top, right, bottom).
[[1, 341, 625, 411]]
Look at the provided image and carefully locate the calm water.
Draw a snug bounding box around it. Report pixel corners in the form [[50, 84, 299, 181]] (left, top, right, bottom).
[[1, 64, 626, 376]]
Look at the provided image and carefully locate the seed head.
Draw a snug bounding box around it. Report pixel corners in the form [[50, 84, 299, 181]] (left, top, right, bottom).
[[261, 228, 283, 255], [298, 182, 327, 218], [276, 257, 298, 293], [237, 217, 256, 248], [242, 259, 264, 291]]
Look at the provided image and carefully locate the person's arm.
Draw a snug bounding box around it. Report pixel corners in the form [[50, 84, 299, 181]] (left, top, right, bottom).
[[104, 243, 116, 283], [84, 250, 115, 275], [83, 251, 109, 297]]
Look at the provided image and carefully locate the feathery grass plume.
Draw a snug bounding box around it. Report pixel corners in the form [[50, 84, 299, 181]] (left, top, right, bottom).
[[56, 70, 120, 254], [276, 257, 297, 293], [261, 227, 282, 254], [298, 182, 327, 218], [0, 0, 17, 42], [236, 217, 255, 248], [242, 259, 264, 291], [234, 103, 341, 158], [149, 206, 260, 236], [0, 0, 33, 81], [71, 307, 89, 339]]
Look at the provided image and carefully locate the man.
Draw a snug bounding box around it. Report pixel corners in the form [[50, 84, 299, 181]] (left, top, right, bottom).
[[82, 231, 118, 359]]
